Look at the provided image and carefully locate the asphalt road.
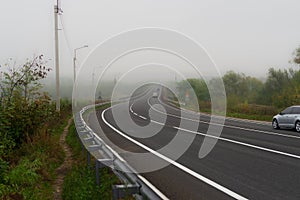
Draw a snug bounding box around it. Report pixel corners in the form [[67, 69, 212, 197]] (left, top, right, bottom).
[[89, 87, 300, 200]]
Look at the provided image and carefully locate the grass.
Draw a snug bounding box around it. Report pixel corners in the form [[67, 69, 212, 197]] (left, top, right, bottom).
[[225, 112, 273, 121], [168, 100, 275, 122], [62, 120, 119, 200], [0, 105, 72, 200]]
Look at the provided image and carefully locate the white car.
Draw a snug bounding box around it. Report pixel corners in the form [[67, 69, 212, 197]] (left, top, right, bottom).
[[272, 105, 300, 133], [152, 92, 158, 98]]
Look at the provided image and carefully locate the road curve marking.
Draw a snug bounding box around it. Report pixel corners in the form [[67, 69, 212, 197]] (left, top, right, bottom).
[[102, 106, 248, 200], [131, 100, 300, 160], [148, 98, 300, 140], [161, 98, 270, 126]]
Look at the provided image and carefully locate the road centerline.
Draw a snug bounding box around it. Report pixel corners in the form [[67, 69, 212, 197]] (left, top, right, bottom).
[[102, 105, 248, 200]]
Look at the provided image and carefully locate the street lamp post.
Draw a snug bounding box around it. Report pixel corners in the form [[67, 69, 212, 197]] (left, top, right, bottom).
[[73, 45, 88, 83]]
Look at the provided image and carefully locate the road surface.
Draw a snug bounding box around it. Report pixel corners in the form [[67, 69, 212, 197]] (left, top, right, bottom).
[[88, 87, 300, 200]]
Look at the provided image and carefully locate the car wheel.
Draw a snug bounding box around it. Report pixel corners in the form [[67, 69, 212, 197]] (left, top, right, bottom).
[[272, 119, 280, 129], [295, 121, 300, 133]]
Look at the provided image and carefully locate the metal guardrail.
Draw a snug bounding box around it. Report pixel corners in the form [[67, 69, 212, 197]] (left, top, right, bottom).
[[75, 102, 165, 200]]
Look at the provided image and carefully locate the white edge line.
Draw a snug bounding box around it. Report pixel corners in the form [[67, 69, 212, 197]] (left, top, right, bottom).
[[137, 175, 169, 200], [176, 127, 300, 160], [102, 106, 248, 200], [150, 98, 300, 140], [102, 109, 169, 200], [144, 99, 300, 160], [163, 98, 270, 126]]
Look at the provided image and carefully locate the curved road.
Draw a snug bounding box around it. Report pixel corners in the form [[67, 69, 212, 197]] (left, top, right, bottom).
[[89, 87, 300, 200]]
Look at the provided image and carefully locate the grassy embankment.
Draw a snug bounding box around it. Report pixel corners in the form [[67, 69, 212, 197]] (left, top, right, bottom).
[[0, 102, 120, 200], [62, 103, 119, 200], [0, 103, 71, 199], [167, 98, 277, 122]]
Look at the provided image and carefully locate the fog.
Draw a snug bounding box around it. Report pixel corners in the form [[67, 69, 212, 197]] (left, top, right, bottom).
[[1, 0, 300, 97]]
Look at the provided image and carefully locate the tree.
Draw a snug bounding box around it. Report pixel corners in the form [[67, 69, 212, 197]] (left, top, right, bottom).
[[187, 79, 210, 101], [1, 55, 50, 106], [0, 55, 53, 157], [293, 47, 300, 65]]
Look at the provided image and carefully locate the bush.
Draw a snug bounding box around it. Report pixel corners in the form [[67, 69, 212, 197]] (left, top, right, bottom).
[[229, 103, 278, 116], [0, 56, 54, 158]]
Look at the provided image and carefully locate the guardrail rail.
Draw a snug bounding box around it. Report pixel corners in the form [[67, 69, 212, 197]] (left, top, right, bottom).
[[75, 102, 165, 200]]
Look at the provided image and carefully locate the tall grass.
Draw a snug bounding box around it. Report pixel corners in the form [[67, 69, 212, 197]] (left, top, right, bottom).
[[0, 101, 71, 199], [63, 122, 118, 200]]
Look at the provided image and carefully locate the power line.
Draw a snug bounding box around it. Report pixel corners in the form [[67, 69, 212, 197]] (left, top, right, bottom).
[[59, 15, 73, 57]]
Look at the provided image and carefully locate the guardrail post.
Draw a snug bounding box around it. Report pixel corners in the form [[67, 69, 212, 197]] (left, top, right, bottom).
[[77, 134, 84, 156], [78, 136, 84, 155], [96, 159, 100, 185], [87, 150, 91, 167], [112, 184, 140, 200]]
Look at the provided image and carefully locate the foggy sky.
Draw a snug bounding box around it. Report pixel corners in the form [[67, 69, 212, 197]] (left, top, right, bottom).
[[1, 0, 300, 80]]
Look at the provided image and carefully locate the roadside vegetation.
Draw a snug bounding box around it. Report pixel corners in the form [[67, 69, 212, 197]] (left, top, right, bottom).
[[176, 47, 300, 121], [62, 122, 118, 200], [0, 56, 71, 199], [0, 46, 299, 198], [0, 56, 127, 199]]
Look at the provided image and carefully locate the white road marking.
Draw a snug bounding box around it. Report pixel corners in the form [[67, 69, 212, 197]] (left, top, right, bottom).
[[139, 115, 147, 120], [130, 99, 300, 160], [176, 126, 300, 160], [130, 103, 148, 120], [137, 175, 169, 200], [148, 98, 300, 140], [102, 106, 248, 200], [161, 98, 270, 126]]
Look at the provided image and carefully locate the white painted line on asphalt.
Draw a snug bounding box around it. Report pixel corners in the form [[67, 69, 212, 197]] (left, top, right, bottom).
[[137, 175, 169, 200], [148, 98, 300, 140], [176, 126, 300, 160], [130, 103, 148, 120], [150, 115, 300, 160], [150, 120, 165, 126], [130, 104, 134, 112], [105, 144, 126, 162], [161, 98, 270, 126], [131, 100, 300, 160], [139, 115, 147, 120], [102, 107, 248, 200]]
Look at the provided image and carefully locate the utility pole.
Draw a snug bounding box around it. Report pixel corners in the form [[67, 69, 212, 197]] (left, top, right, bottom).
[[54, 1, 62, 112]]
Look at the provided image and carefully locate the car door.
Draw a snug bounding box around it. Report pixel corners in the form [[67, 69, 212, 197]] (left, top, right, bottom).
[[289, 107, 300, 127], [278, 107, 292, 126]]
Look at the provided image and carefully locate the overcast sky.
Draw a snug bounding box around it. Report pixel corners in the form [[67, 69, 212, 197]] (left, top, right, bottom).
[[1, 0, 300, 79]]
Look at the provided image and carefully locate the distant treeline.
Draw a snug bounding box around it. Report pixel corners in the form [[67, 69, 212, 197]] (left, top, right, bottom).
[[175, 47, 300, 118], [176, 67, 300, 118]]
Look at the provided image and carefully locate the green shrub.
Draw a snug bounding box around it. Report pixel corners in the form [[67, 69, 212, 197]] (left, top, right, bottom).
[[63, 122, 118, 200], [229, 103, 278, 116]]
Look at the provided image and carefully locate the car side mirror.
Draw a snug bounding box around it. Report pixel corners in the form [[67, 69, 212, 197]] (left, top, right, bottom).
[[279, 112, 284, 115]]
